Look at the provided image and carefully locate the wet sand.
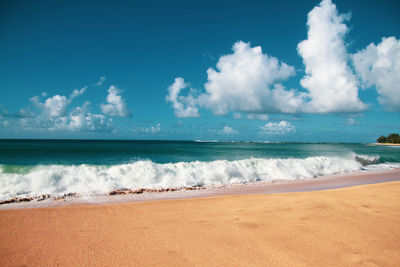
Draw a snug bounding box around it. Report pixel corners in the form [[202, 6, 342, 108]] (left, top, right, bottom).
[[0, 172, 399, 266], [1, 169, 399, 210]]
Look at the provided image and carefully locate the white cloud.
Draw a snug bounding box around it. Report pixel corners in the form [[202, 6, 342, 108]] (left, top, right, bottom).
[[9, 87, 113, 133], [260, 121, 296, 135], [167, 0, 400, 118], [43, 95, 70, 117], [70, 86, 87, 99], [166, 77, 199, 118], [31, 94, 70, 118], [30, 87, 87, 118], [198, 41, 304, 115], [297, 0, 366, 113], [219, 126, 238, 135], [352, 37, 400, 112], [101, 85, 130, 117], [96, 76, 106, 86], [20, 100, 113, 133], [67, 102, 112, 132], [164, 0, 398, 117]]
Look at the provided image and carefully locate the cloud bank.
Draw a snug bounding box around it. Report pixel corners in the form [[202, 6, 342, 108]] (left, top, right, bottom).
[[167, 0, 398, 119], [27, 88, 112, 132], [1, 80, 131, 134]]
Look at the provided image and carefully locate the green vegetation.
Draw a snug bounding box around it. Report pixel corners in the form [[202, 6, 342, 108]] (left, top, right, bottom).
[[377, 133, 400, 144]]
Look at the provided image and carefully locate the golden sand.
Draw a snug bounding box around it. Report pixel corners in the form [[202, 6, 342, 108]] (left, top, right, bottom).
[[1, 181, 399, 266], [370, 143, 400, 146]]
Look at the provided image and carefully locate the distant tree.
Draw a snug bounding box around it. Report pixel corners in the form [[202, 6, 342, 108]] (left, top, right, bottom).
[[387, 133, 400, 144], [377, 135, 387, 143]]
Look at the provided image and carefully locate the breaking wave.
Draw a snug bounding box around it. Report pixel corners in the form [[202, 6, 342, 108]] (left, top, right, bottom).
[[354, 154, 381, 165], [0, 154, 398, 200]]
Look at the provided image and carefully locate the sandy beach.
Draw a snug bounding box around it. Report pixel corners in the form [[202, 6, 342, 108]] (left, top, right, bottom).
[[369, 143, 400, 146], [1, 172, 400, 266]]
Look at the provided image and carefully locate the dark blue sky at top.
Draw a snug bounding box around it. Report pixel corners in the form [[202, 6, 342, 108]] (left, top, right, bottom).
[[0, 0, 399, 141]]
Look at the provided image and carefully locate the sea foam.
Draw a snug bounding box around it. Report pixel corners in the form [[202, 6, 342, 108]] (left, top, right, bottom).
[[0, 155, 382, 200]]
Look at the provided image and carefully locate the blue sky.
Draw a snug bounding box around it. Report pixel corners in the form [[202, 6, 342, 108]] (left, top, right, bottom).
[[0, 0, 399, 141]]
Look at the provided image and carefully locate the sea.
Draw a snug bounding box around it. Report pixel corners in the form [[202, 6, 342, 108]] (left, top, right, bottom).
[[0, 139, 399, 201]]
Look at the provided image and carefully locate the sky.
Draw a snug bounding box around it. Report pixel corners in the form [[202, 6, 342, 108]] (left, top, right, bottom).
[[0, 0, 399, 142]]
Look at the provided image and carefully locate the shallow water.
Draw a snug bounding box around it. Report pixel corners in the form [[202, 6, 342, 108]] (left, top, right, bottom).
[[0, 140, 399, 200]]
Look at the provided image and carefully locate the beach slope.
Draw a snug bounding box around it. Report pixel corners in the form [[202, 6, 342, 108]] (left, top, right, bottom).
[[1, 181, 400, 266]]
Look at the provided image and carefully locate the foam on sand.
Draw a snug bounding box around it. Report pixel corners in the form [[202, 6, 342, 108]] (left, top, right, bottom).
[[1, 153, 399, 201]]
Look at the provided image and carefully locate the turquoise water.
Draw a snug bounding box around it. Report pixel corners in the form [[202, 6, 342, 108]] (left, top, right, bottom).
[[0, 140, 399, 200], [1, 140, 399, 165]]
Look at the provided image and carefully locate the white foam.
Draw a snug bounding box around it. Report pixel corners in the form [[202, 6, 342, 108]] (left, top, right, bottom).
[[362, 163, 400, 171], [0, 156, 373, 200]]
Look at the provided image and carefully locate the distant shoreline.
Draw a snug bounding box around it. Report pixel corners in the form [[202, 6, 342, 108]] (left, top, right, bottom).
[[370, 143, 400, 146]]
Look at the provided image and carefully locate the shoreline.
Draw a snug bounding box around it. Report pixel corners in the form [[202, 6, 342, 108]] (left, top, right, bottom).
[[0, 178, 399, 266], [369, 142, 400, 146], [1, 168, 399, 210]]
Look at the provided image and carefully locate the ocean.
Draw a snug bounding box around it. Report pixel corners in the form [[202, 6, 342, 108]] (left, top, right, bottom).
[[0, 140, 399, 201]]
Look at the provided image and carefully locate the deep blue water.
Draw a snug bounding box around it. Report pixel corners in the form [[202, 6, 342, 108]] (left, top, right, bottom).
[[0, 139, 399, 166]]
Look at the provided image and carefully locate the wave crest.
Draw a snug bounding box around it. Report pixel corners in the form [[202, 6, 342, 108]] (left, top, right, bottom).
[[0, 156, 366, 200], [355, 154, 381, 165]]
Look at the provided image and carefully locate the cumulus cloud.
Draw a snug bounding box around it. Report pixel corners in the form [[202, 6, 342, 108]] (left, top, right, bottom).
[[3, 85, 114, 133], [42, 95, 70, 117], [166, 77, 199, 118], [29, 86, 87, 118], [260, 121, 296, 135], [66, 102, 112, 132], [101, 85, 130, 117], [198, 41, 304, 115], [166, 0, 400, 117], [352, 37, 400, 112], [297, 0, 366, 113], [15, 106, 112, 133], [22, 98, 113, 132], [166, 41, 307, 118], [219, 126, 238, 135]]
